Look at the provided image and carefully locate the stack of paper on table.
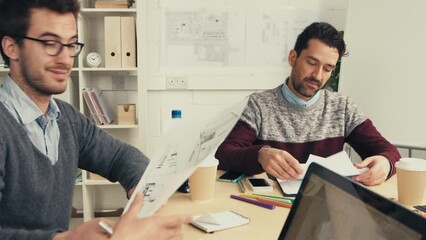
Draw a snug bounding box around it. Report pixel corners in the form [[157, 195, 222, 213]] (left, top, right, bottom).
[[277, 151, 368, 195]]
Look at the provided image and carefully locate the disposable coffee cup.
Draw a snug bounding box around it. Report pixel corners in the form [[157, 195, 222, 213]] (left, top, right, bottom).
[[189, 156, 219, 202], [396, 158, 426, 205]]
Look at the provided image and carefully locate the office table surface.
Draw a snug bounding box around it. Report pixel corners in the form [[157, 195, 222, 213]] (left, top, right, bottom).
[[155, 173, 410, 240], [156, 173, 289, 239]]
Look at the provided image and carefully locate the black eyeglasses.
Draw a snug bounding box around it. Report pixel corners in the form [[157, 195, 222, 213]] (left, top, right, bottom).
[[15, 35, 84, 57]]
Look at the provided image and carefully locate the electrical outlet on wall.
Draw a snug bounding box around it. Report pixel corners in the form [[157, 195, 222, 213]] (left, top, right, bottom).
[[166, 77, 188, 89]]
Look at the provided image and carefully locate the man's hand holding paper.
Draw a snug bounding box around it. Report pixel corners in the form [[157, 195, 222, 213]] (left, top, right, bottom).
[[353, 155, 391, 186], [295, 151, 369, 180], [258, 147, 304, 180], [276, 151, 369, 195]]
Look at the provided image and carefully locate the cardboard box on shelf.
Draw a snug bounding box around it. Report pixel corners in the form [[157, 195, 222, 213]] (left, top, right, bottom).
[[87, 172, 106, 181], [117, 104, 136, 125], [95, 0, 128, 9]]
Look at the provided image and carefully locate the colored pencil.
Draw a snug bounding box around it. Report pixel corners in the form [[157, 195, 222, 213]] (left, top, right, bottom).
[[255, 198, 292, 209], [253, 193, 295, 203], [240, 193, 293, 204], [230, 194, 275, 210]]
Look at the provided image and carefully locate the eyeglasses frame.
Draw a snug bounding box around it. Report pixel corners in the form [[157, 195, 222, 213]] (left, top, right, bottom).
[[13, 35, 84, 57]]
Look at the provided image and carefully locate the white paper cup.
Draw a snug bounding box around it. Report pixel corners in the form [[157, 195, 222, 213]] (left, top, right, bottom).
[[396, 158, 426, 205], [189, 157, 219, 202]]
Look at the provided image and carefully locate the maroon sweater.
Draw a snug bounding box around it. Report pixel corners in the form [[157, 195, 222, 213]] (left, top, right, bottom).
[[215, 86, 400, 176]]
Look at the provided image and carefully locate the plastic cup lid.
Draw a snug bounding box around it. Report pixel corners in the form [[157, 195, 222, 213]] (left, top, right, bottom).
[[198, 156, 219, 168], [396, 158, 426, 171]]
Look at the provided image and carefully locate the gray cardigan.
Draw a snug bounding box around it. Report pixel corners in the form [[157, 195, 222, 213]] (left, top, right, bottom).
[[0, 99, 149, 239]]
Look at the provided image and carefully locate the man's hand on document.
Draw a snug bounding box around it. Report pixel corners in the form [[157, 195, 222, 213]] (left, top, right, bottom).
[[353, 155, 391, 186]]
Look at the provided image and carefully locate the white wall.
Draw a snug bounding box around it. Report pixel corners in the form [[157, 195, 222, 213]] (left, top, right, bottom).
[[340, 0, 426, 148], [143, 0, 348, 156]]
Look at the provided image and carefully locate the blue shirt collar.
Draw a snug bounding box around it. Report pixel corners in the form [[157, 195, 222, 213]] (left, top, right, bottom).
[[0, 75, 61, 125], [281, 78, 321, 107]]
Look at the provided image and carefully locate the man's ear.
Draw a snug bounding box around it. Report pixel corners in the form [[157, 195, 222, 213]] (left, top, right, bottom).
[[1, 36, 19, 61], [288, 50, 297, 67]]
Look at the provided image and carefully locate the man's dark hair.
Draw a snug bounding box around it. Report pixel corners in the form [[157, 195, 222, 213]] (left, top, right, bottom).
[[0, 0, 81, 66], [294, 22, 347, 59]]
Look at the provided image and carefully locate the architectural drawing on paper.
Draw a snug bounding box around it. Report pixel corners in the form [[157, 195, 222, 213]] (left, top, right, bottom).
[[125, 99, 248, 217], [163, 7, 318, 67], [150, 144, 179, 177]]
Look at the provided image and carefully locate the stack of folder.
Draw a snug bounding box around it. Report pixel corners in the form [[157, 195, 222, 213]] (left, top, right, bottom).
[[95, 1, 129, 9], [82, 87, 113, 125], [104, 16, 136, 68]]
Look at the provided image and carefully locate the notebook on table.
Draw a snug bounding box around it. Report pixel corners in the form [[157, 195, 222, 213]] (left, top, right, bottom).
[[278, 162, 426, 240], [191, 210, 250, 233]]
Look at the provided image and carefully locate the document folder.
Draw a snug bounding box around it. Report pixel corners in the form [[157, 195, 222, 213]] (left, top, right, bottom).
[[120, 16, 136, 68], [104, 16, 122, 67], [89, 87, 113, 124], [82, 88, 102, 125]]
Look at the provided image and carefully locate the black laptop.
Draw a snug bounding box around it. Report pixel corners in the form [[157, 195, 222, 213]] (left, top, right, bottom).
[[278, 162, 426, 240]]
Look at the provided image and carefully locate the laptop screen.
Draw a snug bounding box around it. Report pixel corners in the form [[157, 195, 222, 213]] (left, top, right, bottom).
[[278, 163, 426, 240]]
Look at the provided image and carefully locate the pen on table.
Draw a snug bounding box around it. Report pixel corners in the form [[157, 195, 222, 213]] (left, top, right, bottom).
[[230, 194, 275, 210], [237, 179, 246, 193], [253, 193, 295, 203], [240, 193, 293, 205], [99, 220, 114, 236]]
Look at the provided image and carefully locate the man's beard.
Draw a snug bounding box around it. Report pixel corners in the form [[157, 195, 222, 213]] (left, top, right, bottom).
[[20, 61, 69, 95], [292, 77, 321, 98]]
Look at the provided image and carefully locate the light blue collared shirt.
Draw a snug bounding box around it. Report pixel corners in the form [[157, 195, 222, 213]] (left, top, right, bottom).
[[281, 78, 321, 107], [0, 75, 60, 165]]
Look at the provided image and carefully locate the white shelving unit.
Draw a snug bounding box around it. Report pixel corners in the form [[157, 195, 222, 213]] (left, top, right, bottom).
[[74, 0, 147, 222]]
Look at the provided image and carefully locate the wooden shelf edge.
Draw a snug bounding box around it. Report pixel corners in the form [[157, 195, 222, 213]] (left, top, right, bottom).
[[71, 207, 123, 218], [98, 124, 139, 129], [83, 180, 119, 186], [81, 8, 136, 13]]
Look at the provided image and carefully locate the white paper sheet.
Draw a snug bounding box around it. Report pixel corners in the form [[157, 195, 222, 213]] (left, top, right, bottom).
[[278, 151, 368, 195], [124, 99, 248, 217], [297, 151, 368, 180]]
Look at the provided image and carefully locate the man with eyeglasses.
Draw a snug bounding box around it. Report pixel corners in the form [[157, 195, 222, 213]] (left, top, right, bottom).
[[0, 0, 190, 239]]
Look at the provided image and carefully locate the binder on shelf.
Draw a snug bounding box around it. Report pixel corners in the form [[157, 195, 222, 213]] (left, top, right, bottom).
[[88, 89, 108, 124], [104, 16, 122, 68], [82, 88, 102, 125], [120, 16, 136, 68], [89, 88, 114, 125], [82, 87, 114, 125]]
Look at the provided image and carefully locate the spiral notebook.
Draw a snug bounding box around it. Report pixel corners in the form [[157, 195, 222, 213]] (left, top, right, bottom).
[[191, 210, 250, 233]]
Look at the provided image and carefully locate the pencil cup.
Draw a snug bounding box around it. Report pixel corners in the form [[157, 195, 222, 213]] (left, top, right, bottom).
[[396, 158, 426, 205], [189, 156, 218, 202]]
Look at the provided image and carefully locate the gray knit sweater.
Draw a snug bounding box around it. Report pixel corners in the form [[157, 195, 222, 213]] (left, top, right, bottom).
[[216, 85, 401, 176], [0, 99, 149, 240]]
